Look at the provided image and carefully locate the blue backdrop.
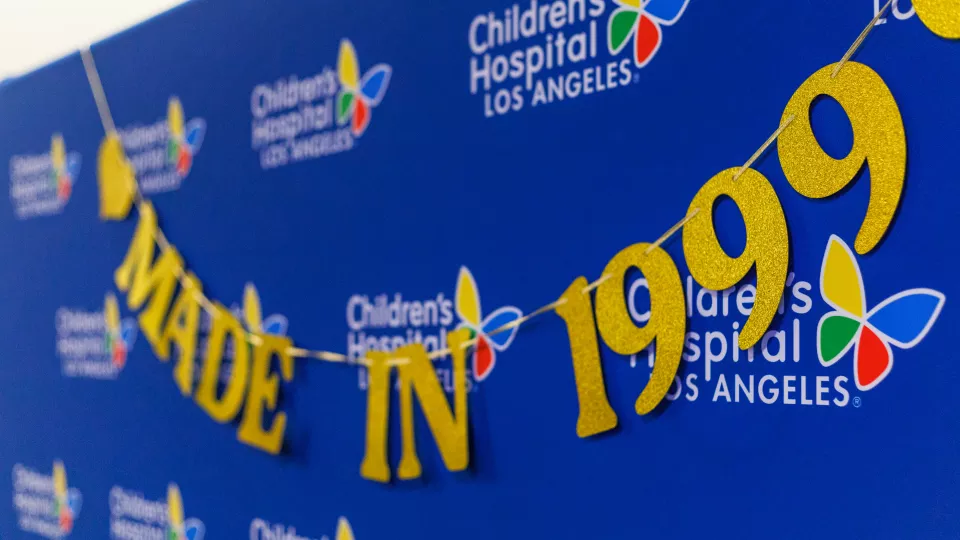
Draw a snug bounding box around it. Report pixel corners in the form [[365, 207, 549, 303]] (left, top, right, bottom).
[[1, 0, 957, 538]]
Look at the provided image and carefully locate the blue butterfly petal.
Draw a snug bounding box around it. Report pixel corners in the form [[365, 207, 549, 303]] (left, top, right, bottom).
[[360, 64, 392, 106], [68, 490, 83, 515], [66, 154, 82, 178], [184, 519, 205, 540], [185, 119, 207, 154], [481, 306, 522, 351], [121, 319, 138, 349], [263, 314, 289, 336], [645, 0, 689, 24], [867, 288, 945, 349]]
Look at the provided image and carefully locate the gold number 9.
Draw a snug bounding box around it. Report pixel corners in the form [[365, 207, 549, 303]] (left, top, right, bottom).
[[595, 243, 686, 415], [683, 168, 789, 350], [778, 62, 906, 255]]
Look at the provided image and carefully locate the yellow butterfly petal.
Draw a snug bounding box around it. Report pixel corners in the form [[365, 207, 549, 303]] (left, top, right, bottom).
[[168, 97, 185, 139], [51, 134, 66, 170], [104, 292, 121, 334], [97, 133, 137, 221], [52, 461, 67, 498], [617, 0, 641, 7], [335, 517, 355, 540], [338, 39, 360, 89], [243, 282, 263, 333], [455, 266, 481, 326], [167, 483, 184, 527], [821, 235, 865, 317]]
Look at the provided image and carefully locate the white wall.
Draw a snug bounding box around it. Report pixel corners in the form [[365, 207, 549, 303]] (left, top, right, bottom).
[[0, 0, 188, 79]]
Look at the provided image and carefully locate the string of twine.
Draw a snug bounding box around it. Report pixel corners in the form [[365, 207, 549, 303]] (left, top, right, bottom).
[[834, 0, 892, 79], [78, 1, 889, 368]]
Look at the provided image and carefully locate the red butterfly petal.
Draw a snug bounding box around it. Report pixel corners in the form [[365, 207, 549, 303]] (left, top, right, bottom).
[[113, 345, 126, 368], [58, 179, 71, 201], [634, 14, 663, 67], [855, 326, 892, 390], [177, 150, 192, 176], [352, 99, 371, 136], [473, 336, 496, 381], [60, 512, 73, 533]]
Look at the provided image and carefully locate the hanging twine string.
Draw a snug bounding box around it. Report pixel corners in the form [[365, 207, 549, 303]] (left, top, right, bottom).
[[78, 1, 891, 368], [732, 116, 796, 181], [833, 0, 892, 78], [79, 51, 116, 134]]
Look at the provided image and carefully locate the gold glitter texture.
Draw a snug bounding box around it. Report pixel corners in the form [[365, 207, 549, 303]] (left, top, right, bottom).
[[779, 62, 906, 255], [914, 0, 960, 38], [556, 277, 619, 437], [683, 168, 789, 350], [595, 244, 686, 415]]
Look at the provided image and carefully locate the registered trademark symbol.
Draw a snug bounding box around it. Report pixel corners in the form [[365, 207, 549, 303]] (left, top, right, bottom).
[[853, 396, 862, 408], [633, 73, 640, 83]]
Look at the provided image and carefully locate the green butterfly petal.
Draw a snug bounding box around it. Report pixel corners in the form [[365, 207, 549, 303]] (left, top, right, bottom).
[[819, 314, 860, 366], [608, 8, 639, 55], [337, 91, 355, 125]]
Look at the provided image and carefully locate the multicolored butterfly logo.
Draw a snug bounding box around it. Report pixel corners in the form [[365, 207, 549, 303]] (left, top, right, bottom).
[[242, 283, 289, 336], [104, 292, 138, 369], [818, 235, 945, 391], [49, 134, 81, 202], [608, 0, 690, 68], [167, 483, 205, 540], [52, 460, 82, 534], [336, 39, 392, 137], [455, 267, 522, 382], [167, 97, 206, 178]]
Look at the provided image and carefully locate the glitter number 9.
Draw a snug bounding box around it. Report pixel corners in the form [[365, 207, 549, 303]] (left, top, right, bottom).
[[778, 62, 906, 255], [595, 243, 687, 415], [683, 168, 789, 350], [555, 243, 686, 435]]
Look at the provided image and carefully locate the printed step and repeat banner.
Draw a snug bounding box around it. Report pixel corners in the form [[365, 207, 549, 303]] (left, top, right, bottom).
[[1, 0, 958, 538]]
